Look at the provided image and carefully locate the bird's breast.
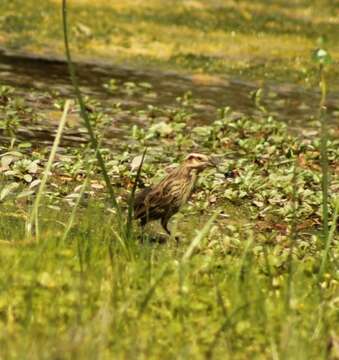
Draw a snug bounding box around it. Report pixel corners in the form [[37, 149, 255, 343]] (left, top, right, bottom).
[[170, 172, 198, 207]]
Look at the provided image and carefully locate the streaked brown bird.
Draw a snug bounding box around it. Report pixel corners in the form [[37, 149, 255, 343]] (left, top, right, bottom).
[[134, 153, 216, 236]]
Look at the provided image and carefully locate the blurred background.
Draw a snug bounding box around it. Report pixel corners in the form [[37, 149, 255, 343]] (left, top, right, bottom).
[[1, 0, 338, 87]]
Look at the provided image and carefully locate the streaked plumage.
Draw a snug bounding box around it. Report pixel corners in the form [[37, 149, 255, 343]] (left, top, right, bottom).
[[134, 153, 215, 235]]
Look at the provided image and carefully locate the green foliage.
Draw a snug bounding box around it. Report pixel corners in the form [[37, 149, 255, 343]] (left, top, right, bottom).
[[0, 2, 337, 357], [0, 78, 338, 358], [0, 203, 337, 359]]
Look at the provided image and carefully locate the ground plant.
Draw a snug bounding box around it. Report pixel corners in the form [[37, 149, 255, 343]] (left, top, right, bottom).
[[0, 1, 338, 359]]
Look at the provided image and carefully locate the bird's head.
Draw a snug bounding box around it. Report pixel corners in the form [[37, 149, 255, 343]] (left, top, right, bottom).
[[183, 153, 217, 172]]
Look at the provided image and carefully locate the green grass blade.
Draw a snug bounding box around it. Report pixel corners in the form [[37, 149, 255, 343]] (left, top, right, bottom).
[[285, 160, 298, 311], [319, 64, 329, 238], [236, 232, 254, 294], [319, 197, 339, 279], [125, 148, 147, 242], [61, 175, 90, 245], [62, 0, 123, 228], [182, 211, 219, 262], [27, 100, 70, 242], [138, 265, 172, 318]]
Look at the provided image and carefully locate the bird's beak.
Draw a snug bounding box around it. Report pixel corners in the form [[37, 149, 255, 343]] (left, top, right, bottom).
[[209, 157, 219, 168], [209, 157, 223, 173]]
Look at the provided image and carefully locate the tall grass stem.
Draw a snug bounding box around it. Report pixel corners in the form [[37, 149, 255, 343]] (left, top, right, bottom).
[[319, 197, 339, 278], [61, 174, 90, 245], [27, 100, 70, 242], [319, 64, 329, 237], [285, 160, 298, 311], [182, 211, 219, 262], [62, 0, 122, 228], [125, 149, 147, 242]]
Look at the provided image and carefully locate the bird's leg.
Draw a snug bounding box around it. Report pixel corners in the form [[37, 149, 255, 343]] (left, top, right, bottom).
[[141, 226, 145, 243], [162, 214, 181, 245], [140, 218, 147, 243], [161, 216, 171, 236], [174, 235, 180, 246]]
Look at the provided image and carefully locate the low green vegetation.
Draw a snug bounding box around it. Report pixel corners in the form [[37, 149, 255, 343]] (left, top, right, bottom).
[[0, 204, 337, 359], [0, 1, 338, 358], [0, 73, 338, 358]]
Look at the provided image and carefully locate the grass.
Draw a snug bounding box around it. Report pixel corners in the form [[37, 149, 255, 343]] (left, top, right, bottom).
[[27, 99, 71, 242], [0, 0, 339, 89], [0, 76, 338, 359], [0, 1, 338, 358], [0, 204, 337, 359]]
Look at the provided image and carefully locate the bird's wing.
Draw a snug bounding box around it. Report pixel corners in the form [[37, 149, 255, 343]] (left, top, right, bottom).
[[133, 170, 184, 220], [133, 183, 169, 220], [134, 187, 152, 202], [134, 187, 154, 218]]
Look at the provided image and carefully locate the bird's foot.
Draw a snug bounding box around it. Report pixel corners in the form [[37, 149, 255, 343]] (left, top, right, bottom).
[[157, 234, 168, 244], [174, 236, 180, 245], [139, 233, 167, 244]]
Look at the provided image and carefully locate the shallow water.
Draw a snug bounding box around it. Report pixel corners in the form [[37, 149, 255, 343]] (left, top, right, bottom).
[[0, 48, 338, 146]]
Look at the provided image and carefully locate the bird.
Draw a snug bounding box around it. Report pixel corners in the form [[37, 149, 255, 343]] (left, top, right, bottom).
[[133, 153, 217, 237]]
